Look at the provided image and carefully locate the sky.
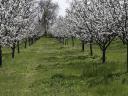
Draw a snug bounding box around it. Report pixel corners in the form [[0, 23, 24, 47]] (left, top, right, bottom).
[[52, 0, 71, 16], [36, 0, 71, 16]]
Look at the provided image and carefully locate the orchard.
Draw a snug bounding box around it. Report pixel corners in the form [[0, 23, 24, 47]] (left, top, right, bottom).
[[0, 0, 128, 96]]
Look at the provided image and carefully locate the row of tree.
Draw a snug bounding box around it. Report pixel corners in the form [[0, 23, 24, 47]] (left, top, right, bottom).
[[0, 0, 46, 66], [50, 0, 128, 72]]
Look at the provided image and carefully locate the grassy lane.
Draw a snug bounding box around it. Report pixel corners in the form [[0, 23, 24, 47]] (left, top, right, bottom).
[[0, 38, 128, 96]]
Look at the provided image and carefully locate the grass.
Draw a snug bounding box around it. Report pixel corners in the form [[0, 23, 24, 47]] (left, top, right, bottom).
[[0, 37, 128, 96]]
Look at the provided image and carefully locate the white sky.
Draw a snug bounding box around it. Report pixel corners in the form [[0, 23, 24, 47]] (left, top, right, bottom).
[[36, 0, 71, 16], [52, 0, 71, 16]]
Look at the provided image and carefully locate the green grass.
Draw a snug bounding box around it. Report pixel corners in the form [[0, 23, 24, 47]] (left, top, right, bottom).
[[0, 37, 128, 96]]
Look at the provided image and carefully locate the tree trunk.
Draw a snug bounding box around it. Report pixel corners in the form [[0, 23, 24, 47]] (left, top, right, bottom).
[[28, 38, 31, 46], [90, 42, 93, 56], [25, 39, 27, 48], [44, 24, 47, 36], [127, 41, 128, 73], [17, 41, 20, 53], [65, 39, 68, 46], [64, 38, 66, 45], [33, 38, 35, 44], [0, 46, 2, 67], [31, 38, 34, 45], [72, 37, 74, 47], [65, 39, 67, 45], [63, 38, 65, 45], [12, 44, 15, 59], [81, 41, 85, 52], [102, 48, 106, 64], [44, 30, 47, 36]]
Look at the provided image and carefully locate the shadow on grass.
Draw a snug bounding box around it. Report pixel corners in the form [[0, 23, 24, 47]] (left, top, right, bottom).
[[51, 73, 80, 81]]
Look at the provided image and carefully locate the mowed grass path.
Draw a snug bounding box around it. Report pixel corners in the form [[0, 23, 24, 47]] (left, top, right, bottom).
[[0, 38, 128, 96]]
